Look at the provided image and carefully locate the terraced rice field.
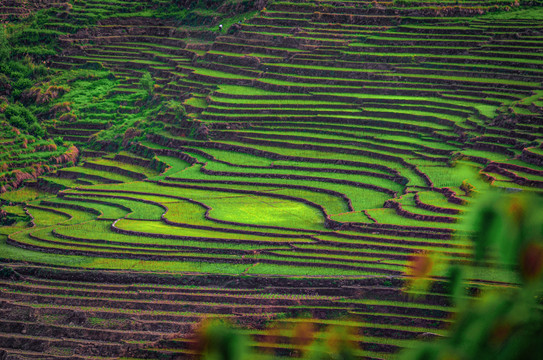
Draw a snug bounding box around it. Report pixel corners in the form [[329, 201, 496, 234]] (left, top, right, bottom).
[[1, 0, 543, 359]]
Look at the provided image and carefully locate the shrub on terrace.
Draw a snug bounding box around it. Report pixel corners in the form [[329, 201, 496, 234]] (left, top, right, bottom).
[[27, 122, 45, 138], [139, 71, 155, 99], [3, 102, 44, 137], [162, 99, 187, 121], [188, 120, 210, 140], [53, 136, 63, 145]]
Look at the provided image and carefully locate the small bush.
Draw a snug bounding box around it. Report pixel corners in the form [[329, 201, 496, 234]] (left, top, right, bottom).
[[163, 99, 187, 120], [28, 122, 45, 138], [4, 103, 37, 130], [7, 115, 27, 130], [12, 77, 33, 97], [139, 71, 154, 98]]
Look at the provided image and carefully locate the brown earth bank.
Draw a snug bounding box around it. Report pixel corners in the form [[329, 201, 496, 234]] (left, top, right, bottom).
[[0, 260, 506, 359], [0, 264, 413, 358]]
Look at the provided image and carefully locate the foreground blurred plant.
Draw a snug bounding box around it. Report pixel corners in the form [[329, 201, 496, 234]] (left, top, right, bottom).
[[470, 192, 543, 283], [403, 191, 543, 360], [191, 319, 357, 360], [193, 320, 252, 360]]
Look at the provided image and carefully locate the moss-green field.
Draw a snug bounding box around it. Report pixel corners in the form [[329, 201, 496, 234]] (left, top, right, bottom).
[[0, 0, 542, 359]]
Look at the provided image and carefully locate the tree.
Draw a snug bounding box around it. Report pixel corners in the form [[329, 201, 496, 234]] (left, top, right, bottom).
[[139, 71, 154, 98]]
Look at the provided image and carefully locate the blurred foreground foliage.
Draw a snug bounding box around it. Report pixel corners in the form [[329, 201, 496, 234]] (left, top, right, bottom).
[[193, 319, 357, 360], [403, 191, 543, 360], [190, 191, 543, 360]]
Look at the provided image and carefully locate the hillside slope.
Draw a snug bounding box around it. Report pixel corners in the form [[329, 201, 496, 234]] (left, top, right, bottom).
[[0, 0, 542, 359]]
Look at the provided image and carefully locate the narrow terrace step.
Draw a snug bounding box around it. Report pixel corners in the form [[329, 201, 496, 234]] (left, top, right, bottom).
[[0, 348, 92, 360], [0, 332, 125, 357], [55, 122, 110, 130], [48, 128, 99, 137], [0, 299, 213, 326], [82, 161, 147, 180], [57, 135, 92, 143], [0, 319, 163, 343], [54, 169, 124, 184]]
